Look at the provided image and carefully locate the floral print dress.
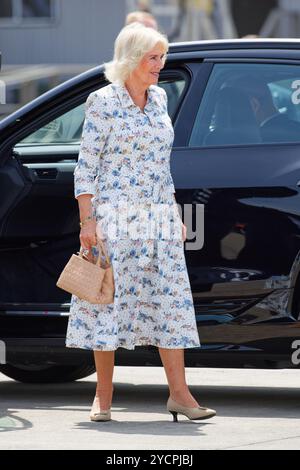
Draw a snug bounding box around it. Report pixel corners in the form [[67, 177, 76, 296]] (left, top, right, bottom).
[[65, 81, 201, 351]]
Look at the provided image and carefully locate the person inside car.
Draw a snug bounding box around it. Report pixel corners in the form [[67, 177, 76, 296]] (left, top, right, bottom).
[[238, 77, 300, 143]]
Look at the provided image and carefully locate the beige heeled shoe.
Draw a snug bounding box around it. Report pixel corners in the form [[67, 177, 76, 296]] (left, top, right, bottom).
[[167, 397, 216, 422], [90, 408, 111, 422], [90, 389, 113, 422]]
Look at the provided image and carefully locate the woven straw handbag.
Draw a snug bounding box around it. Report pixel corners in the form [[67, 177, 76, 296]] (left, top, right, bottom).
[[56, 237, 114, 304]]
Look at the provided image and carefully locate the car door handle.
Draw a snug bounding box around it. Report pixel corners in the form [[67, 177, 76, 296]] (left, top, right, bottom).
[[35, 168, 58, 180]]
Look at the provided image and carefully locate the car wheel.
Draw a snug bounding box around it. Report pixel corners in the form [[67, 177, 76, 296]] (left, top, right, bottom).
[[0, 363, 95, 383]]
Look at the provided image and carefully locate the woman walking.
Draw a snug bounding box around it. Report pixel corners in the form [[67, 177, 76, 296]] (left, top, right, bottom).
[[66, 22, 216, 423]]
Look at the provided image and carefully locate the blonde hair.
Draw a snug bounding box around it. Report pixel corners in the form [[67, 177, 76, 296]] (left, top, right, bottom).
[[103, 22, 168, 85], [125, 11, 158, 29]]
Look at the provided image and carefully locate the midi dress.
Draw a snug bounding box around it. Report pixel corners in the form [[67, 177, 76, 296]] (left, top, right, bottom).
[[65, 81, 201, 351]]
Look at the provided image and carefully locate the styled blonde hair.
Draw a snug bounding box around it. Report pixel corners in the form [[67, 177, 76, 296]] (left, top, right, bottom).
[[103, 22, 169, 84]]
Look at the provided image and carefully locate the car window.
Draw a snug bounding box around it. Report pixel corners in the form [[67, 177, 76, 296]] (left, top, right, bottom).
[[160, 78, 186, 120], [16, 103, 85, 146], [189, 63, 300, 147], [15, 77, 186, 149]]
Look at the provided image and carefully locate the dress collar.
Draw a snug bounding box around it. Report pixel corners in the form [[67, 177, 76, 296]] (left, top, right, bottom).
[[112, 81, 156, 112]]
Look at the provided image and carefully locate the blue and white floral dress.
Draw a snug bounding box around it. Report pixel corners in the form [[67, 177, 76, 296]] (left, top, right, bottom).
[[65, 81, 201, 351]]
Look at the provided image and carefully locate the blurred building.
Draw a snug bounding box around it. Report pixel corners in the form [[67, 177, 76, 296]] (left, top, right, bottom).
[[128, 0, 300, 41], [2, 0, 300, 117], [127, 0, 237, 41], [0, 0, 126, 116], [0, 0, 125, 66], [232, 0, 300, 38], [2, 1, 300, 69]]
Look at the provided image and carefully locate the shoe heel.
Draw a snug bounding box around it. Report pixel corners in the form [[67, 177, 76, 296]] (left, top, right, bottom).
[[169, 411, 178, 422]]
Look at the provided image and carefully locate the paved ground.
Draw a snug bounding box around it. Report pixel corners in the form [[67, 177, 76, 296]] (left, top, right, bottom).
[[0, 366, 299, 450]]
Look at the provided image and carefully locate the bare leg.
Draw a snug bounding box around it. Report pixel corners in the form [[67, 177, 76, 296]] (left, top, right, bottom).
[[92, 350, 115, 411], [158, 348, 200, 407]]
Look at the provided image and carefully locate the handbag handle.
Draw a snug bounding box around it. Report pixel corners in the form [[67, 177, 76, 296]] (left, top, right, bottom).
[[96, 237, 111, 266], [79, 236, 111, 266]]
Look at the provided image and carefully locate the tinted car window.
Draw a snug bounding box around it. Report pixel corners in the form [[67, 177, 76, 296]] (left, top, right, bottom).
[[160, 78, 186, 120], [16, 78, 186, 149], [189, 63, 300, 147], [17, 103, 85, 146]]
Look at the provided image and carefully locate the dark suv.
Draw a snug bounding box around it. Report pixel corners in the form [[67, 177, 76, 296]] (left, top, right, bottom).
[[1, 39, 300, 383]]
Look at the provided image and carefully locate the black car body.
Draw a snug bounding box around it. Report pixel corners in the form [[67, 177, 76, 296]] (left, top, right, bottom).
[[1, 39, 300, 383]]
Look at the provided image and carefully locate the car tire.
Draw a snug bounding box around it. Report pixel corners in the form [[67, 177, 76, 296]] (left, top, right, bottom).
[[0, 363, 95, 383]]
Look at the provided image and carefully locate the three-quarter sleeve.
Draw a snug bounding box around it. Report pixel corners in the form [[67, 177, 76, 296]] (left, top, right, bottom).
[[160, 87, 176, 195], [74, 91, 111, 199]]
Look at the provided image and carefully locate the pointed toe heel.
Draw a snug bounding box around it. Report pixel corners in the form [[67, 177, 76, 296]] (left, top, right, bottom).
[[90, 409, 111, 422], [90, 394, 111, 421], [167, 397, 216, 422]]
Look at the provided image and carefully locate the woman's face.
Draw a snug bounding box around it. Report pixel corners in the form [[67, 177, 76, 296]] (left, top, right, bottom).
[[132, 43, 167, 88]]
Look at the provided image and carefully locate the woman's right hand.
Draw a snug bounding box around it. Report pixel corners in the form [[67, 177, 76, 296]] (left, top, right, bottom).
[[79, 219, 97, 261]]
